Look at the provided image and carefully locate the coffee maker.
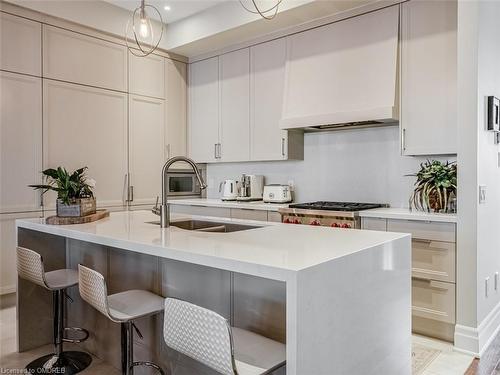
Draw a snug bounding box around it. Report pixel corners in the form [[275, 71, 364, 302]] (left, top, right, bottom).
[[236, 174, 264, 201]]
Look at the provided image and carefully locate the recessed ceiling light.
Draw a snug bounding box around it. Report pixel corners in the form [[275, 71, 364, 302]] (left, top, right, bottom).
[[164, 5, 171, 11]]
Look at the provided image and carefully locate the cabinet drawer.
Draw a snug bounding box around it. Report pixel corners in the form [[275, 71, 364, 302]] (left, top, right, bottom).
[[267, 211, 282, 223], [361, 217, 387, 231], [412, 278, 455, 324], [387, 219, 455, 242], [412, 239, 455, 282], [231, 208, 268, 222], [170, 205, 231, 218]]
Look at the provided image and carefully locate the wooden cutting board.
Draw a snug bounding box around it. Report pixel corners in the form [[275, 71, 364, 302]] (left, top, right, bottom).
[[46, 209, 109, 225]]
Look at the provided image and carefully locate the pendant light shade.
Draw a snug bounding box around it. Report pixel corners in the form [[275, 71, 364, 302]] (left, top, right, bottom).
[[126, 0, 164, 57], [239, 0, 283, 20]]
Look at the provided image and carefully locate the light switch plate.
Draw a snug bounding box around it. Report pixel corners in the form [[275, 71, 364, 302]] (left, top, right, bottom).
[[479, 185, 487, 204]]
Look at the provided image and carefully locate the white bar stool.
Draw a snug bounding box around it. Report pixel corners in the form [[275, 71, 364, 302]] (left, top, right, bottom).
[[77, 264, 165, 375], [163, 298, 286, 375], [16, 246, 92, 374]]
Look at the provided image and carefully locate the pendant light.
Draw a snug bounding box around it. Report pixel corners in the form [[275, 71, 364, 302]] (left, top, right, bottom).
[[239, 0, 283, 20], [126, 0, 164, 57]]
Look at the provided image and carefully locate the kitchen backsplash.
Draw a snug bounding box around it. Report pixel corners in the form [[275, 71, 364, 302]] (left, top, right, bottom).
[[206, 126, 454, 207]]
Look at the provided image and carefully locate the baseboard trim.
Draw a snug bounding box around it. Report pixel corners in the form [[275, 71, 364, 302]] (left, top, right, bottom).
[[0, 285, 16, 295], [455, 300, 500, 357]]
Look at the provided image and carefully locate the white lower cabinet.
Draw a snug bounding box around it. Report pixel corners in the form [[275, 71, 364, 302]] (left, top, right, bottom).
[[43, 80, 128, 209], [362, 217, 456, 342], [230, 208, 268, 222], [0, 212, 43, 295], [0, 71, 42, 213], [129, 95, 166, 206]]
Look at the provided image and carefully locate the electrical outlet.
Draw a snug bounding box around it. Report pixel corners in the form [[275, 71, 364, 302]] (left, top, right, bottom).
[[288, 180, 295, 191], [495, 272, 499, 291], [479, 185, 487, 204], [486, 277, 490, 297]]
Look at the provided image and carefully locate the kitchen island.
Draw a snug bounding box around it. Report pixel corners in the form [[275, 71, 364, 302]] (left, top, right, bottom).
[[16, 210, 411, 375]]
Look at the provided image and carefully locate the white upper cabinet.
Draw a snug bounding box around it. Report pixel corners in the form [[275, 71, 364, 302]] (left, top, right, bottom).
[[166, 59, 188, 162], [129, 51, 165, 98], [281, 6, 399, 129], [0, 72, 42, 213], [43, 25, 127, 92], [188, 56, 220, 163], [0, 13, 41, 76], [401, 0, 457, 155], [129, 95, 165, 205], [219, 49, 250, 162], [43, 80, 128, 208], [250, 38, 303, 161]]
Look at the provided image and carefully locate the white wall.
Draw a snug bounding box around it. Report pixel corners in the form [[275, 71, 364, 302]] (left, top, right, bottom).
[[206, 126, 454, 207], [476, 0, 500, 325]]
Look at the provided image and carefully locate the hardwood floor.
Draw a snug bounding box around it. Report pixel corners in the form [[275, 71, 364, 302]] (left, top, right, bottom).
[[465, 331, 500, 375]]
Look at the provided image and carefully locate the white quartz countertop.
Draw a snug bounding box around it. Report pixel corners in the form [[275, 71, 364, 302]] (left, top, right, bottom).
[[167, 198, 289, 211], [359, 207, 457, 223], [16, 210, 408, 280]]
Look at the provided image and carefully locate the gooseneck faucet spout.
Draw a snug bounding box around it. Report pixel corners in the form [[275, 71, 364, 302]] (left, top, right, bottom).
[[152, 156, 207, 228]]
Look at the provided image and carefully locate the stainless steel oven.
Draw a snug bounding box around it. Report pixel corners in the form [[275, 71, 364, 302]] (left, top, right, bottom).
[[167, 169, 203, 197]]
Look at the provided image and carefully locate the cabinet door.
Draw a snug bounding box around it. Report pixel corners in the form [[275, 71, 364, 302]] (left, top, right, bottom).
[[0, 13, 41, 76], [250, 38, 288, 161], [129, 95, 165, 205], [129, 51, 165, 99], [43, 80, 128, 208], [0, 72, 42, 213], [401, 0, 457, 155], [166, 59, 188, 164], [0, 212, 43, 294], [220, 49, 250, 162], [188, 57, 219, 163], [43, 25, 127, 92]]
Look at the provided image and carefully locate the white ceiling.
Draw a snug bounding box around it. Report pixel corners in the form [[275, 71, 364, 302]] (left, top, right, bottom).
[[104, 0, 228, 23]]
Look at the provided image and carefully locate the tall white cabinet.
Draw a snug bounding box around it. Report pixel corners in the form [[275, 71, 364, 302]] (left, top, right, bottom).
[[43, 80, 128, 208], [0, 72, 42, 213], [166, 59, 188, 162], [400, 0, 457, 155], [129, 95, 165, 205], [220, 49, 251, 162], [189, 57, 220, 163], [250, 38, 303, 161]]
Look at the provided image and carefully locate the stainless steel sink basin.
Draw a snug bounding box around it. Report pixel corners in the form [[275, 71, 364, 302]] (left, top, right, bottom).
[[146, 219, 260, 233]]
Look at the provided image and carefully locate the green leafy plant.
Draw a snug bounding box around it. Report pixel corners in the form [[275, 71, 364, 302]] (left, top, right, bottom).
[[29, 167, 95, 205], [408, 160, 457, 213]]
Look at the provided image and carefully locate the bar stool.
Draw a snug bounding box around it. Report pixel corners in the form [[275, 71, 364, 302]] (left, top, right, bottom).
[[16, 246, 92, 374], [163, 298, 286, 375], [77, 264, 165, 375]]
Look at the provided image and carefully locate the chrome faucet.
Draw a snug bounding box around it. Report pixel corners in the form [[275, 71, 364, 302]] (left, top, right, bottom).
[[152, 156, 207, 228]]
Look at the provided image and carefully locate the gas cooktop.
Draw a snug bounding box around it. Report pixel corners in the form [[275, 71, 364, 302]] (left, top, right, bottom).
[[288, 201, 385, 211]]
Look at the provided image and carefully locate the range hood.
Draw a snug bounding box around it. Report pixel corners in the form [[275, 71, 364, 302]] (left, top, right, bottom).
[[280, 6, 400, 131]]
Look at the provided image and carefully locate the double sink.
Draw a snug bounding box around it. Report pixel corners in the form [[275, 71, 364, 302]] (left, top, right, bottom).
[[147, 219, 260, 233]]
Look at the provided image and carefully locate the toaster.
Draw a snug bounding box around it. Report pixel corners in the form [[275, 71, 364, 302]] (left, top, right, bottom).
[[263, 184, 292, 203]]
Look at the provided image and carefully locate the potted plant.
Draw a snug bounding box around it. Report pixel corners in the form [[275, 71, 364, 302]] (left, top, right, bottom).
[[30, 167, 96, 217], [408, 160, 457, 213]]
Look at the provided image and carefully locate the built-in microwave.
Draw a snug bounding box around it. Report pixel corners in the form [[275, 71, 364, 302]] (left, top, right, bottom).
[[167, 169, 203, 197]]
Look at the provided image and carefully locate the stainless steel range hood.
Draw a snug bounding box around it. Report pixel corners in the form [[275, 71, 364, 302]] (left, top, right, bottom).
[[280, 6, 400, 131]]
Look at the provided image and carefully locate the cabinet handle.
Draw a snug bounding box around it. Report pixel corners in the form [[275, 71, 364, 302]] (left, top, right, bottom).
[[402, 128, 406, 151], [217, 143, 222, 159], [129, 185, 134, 202], [166, 144, 171, 159], [412, 238, 433, 245], [281, 138, 285, 157], [214, 144, 218, 159]]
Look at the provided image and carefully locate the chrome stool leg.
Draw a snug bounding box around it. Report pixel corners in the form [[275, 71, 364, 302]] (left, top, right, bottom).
[[25, 289, 92, 374], [121, 321, 164, 375]]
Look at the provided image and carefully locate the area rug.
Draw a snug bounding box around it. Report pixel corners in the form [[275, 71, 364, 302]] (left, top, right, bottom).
[[412, 343, 441, 374]]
